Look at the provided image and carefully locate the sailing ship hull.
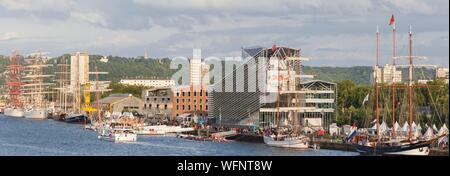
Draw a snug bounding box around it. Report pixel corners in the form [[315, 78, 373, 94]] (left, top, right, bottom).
[[263, 136, 309, 149], [24, 109, 47, 119], [64, 114, 88, 124], [355, 140, 431, 156], [4, 108, 25, 118]]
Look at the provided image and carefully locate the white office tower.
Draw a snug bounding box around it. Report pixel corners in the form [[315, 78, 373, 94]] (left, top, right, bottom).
[[70, 52, 89, 90], [189, 49, 210, 86]]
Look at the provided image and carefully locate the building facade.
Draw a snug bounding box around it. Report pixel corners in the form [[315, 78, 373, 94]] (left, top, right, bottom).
[[95, 94, 144, 114], [142, 87, 173, 119], [436, 67, 449, 83], [70, 52, 89, 90], [383, 64, 402, 83], [373, 66, 382, 83], [120, 78, 175, 88], [209, 46, 337, 131], [189, 59, 210, 86], [172, 85, 208, 118]]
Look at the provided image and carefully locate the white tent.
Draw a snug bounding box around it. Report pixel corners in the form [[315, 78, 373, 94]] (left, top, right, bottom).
[[438, 124, 449, 136], [402, 122, 410, 132], [414, 127, 422, 138], [394, 121, 402, 133], [380, 121, 388, 133], [423, 127, 435, 140], [370, 123, 379, 130], [433, 124, 439, 132], [417, 123, 422, 131]]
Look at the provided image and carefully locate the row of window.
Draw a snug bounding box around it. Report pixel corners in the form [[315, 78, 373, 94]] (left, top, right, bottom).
[[176, 91, 208, 97], [176, 105, 208, 111], [144, 104, 168, 110], [176, 99, 207, 103], [146, 97, 171, 101]]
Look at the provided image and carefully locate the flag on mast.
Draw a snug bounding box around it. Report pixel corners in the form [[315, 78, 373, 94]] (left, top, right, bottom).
[[362, 93, 369, 105], [389, 14, 396, 29]]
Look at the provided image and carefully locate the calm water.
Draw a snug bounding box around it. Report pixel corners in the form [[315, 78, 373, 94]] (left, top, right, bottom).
[[0, 115, 358, 156]]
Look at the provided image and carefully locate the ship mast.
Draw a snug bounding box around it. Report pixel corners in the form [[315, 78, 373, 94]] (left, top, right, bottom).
[[391, 15, 397, 138], [375, 25, 380, 140], [408, 25, 413, 143], [286, 49, 291, 127], [276, 46, 281, 127], [7, 52, 23, 108], [95, 65, 101, 122], [294, 49, 301, 133]]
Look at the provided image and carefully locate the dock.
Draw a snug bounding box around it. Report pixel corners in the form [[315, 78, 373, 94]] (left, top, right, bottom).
[[225, 134, 264, 143]]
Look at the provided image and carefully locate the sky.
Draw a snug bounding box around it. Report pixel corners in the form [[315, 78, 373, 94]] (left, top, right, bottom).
[[0, 0, 448, 66]]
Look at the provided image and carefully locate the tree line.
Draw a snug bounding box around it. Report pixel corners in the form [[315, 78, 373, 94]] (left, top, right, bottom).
[[336, 79, 449, 128]]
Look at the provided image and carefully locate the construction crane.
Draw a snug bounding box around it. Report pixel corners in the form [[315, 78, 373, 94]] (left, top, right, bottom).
[[82, 65, 111, 120], [82, 82, 96, 115]]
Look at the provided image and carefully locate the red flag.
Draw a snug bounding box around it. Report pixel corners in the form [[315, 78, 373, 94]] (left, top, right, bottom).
[[389, 14, 395, 26], [271, 44, 277, 52]]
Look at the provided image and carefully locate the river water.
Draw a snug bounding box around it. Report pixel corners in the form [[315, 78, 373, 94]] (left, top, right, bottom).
[[0, 115, 358, 156]]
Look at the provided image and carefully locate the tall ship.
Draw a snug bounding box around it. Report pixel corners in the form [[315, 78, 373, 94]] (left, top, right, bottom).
[[352, 16, 446, 155], [4, 52, 25, 117], [260, 46, 313, 149], [21, 51, 54, 119]]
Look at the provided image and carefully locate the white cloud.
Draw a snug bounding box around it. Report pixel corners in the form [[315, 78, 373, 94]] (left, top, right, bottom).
[[70, 11, 108, 27], [0, 32, 18, 41], [133, 0, 373, 14], [0, 0, 74, 11], [0, 0, 447, 67], [381, 0, 448, 15], [134, 0, 449, 15], [87, 25, 178, 48], [190, 15, 308, 33]]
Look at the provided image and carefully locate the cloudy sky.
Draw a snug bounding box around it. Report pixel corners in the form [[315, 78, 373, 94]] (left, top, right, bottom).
[[0, 0, 448, 66]]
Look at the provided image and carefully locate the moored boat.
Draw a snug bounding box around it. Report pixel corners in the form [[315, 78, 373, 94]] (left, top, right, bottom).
[[65, 113, 89, 123], [4, 107, 25, 118], [24, 108, 47, 119], [264, 134, 310, 149], [98, 124, 137, 143], [352, 22, 447, 156]]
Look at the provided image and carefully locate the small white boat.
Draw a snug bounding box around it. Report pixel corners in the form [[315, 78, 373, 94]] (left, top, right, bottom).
[[24, 108, 47, 119], [4, 107, 25, 118], [263, 135, 310, 149], [98, 125, 137, 143], [135, 125, 194, 135]]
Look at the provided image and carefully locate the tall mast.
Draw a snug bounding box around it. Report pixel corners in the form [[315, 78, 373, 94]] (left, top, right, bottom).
[[375, 25, 380, 139], [276, 46, 281, 127], [294, 49, 300, 132], [391, 16, 397, 137], [286, 49, 291, 127], [408, 25, 413, 143], [7, 52, 23, 108], [95, 65, 101, 122]]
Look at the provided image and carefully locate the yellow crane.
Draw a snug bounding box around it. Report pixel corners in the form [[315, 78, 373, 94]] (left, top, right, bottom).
[[82, 82, 97, 115]]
